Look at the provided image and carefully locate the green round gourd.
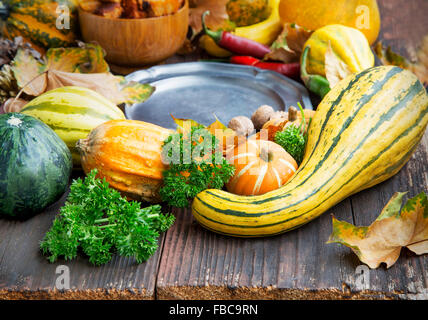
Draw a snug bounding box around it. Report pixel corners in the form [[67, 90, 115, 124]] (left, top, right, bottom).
[[226, 0, 270, 27], [0, 113, 72, 219]]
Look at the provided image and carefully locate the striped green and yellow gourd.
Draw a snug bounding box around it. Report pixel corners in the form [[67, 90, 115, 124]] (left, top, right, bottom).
[[192, 66, 428, 237], [302, 24, 375, 77], [21, 86, 125, 165], [0, 0, 78, 52]]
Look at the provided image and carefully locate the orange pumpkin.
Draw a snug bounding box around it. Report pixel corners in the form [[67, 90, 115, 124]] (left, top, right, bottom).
[[226, 139, 298, 196], [76, 119, 172, 203]]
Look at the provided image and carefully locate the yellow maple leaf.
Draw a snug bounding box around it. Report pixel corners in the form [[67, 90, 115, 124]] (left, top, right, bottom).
[[265, 23, 313, 63], [328, 192, 428, 269]]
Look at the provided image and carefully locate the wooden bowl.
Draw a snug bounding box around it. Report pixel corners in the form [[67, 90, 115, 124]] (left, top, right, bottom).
[[78, 1, 189, 67]]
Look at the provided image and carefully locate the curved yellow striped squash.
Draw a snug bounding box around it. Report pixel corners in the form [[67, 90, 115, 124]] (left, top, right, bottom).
[[21, 86, 125, 165], [192, 66, 428, 237], [303, 24, 374, 77]]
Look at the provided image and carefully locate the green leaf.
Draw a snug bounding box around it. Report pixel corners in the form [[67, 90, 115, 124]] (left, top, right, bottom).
[[376, 192, 407, 220], [119, 81, 155, 105]]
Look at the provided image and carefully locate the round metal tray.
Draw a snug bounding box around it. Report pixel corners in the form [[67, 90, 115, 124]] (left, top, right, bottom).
[[125, 62, 313, 129]]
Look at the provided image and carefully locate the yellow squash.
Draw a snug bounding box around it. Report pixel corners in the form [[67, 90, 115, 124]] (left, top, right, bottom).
[[21, 86, 125, 165], [234, 0, 282, 46], [302, 24, 374, 77], [77, 120, 173, 203], [279, 0, 381, 45], [192, 66, 428, 237]]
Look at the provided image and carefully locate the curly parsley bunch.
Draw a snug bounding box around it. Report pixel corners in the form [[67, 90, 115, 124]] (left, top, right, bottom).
[[160, 126, 235, 208], [40, 170, 175, 265]]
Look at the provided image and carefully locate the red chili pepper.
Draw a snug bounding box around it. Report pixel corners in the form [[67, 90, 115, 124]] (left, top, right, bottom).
[[202, 11, 271, 59], [230, 56, 260, 66], [230, 56, 301, 79]]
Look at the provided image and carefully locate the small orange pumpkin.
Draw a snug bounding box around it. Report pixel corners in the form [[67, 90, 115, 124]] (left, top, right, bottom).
[[226, 139, 298, 196]]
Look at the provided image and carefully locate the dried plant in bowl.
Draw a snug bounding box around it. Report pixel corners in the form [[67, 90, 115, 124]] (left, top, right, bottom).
[[78, 0, 189, 67], [79, 0, 185, 18]]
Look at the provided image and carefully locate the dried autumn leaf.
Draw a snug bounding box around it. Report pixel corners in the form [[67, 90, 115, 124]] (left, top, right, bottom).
[[10, 43, 154, 110], [3, 97, 28, 113], [265, 23, 313, 63], [171, 114, 205, 132], [44, 42, 109, 73], [324, 41, 352, 89], [189, 0, 229, 35], [13, 42, 110, 95], [374, 41, 410, 69], [44, 70, 124, 104], [171, 114, 240, 153], [206, 114, 227, 132], [260, 119, 289, 141], [410, 35, 428, 86], [207, 115, 238, 152], [328, 192, 428, 269], [119, 81, 155, 105], [374, 35, 428, 86], [11, 49, 47, 96]]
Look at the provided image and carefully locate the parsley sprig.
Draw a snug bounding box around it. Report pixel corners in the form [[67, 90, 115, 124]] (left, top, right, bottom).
[[160, 126, 235, 208], [274, 102, 310, 164], [40, 170, 175, 265]]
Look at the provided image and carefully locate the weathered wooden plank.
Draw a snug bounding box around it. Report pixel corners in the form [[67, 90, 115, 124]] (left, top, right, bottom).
[[346, 0, 428, 298], [0, 0, 427, 300], [157, 199, 361, 299], [0, 173, 164, 300], [156, 128, 427, 300], [377, 0, 428, 59], [348, 131, 428, 298], [156, 0, 428, 299]]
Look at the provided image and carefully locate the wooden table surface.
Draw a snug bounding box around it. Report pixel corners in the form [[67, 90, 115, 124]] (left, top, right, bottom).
[[0, 0, 427, 300]]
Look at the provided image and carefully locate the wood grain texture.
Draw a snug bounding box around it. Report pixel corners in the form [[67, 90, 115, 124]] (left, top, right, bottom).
[[0, 0, 427, 300], [156, 136, 428, 300], [0, 173, 164, 300], [156, 0, 428, 299]]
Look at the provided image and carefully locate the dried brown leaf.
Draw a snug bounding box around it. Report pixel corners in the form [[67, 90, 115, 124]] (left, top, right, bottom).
[[265, 23, 312, 63], [189, 0, 229, 35], [324, 42, 352, 88], [9, 43, 154, 111], [328, 192, 428, 269], [410, 35, 428, 86], [11, 49, 47, 96], [374, 35, 428, 86], [45, 70, 125, 104], [3, 97, 28, 113]]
